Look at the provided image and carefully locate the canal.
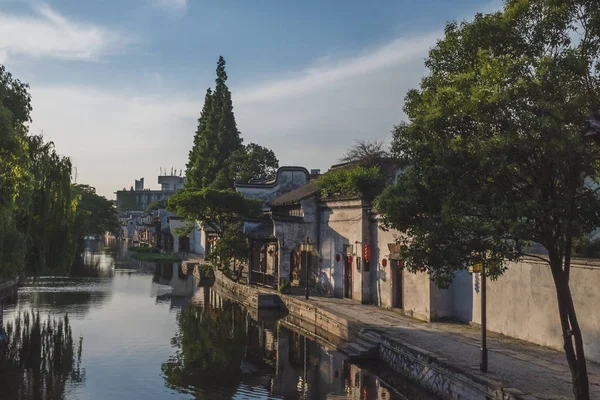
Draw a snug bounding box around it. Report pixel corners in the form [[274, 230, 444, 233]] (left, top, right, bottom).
[[0, 239, 438, 400]]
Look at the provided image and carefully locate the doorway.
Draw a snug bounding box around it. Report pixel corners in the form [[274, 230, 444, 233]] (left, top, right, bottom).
[[392, 259, 403, 308], [343, 256, 352, 299]]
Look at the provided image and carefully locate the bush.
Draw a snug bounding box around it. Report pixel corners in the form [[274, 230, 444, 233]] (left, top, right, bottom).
[[315, 166, 385, 202], [278, 278, 291, 294]]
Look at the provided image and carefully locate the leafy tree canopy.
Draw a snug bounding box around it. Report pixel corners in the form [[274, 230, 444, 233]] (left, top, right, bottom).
[[145, 198, 167, 213], [316, 166, 385, 202], [377, 1, 600, 397], [72, 184, 120, 238], [212, 143, 279, 188], [185, 57, 243, 189], [167, 188, 262, 236], [185, 57, 278, 190]]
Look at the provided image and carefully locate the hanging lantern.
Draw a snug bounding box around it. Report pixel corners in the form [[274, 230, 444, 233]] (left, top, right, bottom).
[[335, 254, 341, 262], [363, 244, 371, 263], [382, 258, 387, 267], [347, 256, 353, 264]]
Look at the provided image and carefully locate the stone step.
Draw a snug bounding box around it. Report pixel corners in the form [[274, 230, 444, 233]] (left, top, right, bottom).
[[356, 339, 377, 351], [339, 346, 361, 359], [347, 342, 370, 355], [361, 331, 382, 345]]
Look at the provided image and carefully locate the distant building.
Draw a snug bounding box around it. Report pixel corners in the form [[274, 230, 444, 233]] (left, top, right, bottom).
[[115, 172, 185, 212]]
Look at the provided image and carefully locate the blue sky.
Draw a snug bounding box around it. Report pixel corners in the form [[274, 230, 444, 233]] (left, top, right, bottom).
[[0, 0, 499, 198]]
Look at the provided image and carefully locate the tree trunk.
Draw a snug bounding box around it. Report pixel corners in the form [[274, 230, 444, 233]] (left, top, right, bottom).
[[549, 256, 590, 400]]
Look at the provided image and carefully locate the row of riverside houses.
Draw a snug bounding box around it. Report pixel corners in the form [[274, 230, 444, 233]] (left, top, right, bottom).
[[233, 161, 439, 320], [223, 161, 600, 364]]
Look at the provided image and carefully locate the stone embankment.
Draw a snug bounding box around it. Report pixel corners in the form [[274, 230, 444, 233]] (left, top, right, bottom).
[[212, 269, 600, 399]]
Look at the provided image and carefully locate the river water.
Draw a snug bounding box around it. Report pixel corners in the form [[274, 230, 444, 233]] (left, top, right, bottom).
[[0, 239, 437, 400]]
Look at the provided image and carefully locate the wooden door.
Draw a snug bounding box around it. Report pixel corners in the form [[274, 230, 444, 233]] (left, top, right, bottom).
[[343, 257, 352, 299], [393, 259, 403, 308]]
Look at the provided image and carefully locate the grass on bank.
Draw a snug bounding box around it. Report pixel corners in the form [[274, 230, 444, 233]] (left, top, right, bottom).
[[130, 252, 182, 262]]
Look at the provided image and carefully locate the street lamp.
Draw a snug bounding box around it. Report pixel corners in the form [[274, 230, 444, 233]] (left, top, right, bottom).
[[470, 261, 487, 373], [300, 237, 315, 300]]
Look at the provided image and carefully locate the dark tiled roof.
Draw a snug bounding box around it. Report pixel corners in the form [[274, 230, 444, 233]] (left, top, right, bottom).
[[269, 182, 318, 207]]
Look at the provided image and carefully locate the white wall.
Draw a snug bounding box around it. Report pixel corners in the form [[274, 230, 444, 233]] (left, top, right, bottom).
[[472, 258, 600, 363], [318, 198, 364, 300], [189, 222, 204, 254], [168, 218, 184, 252], [450, 270, 473, 322]]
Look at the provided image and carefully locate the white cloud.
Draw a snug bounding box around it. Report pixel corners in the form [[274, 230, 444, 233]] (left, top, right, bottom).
[[0, 4, 127, 62], [236, 32, 440, 104], [27, 32, 439, 198], [152, 0, 187, 15]]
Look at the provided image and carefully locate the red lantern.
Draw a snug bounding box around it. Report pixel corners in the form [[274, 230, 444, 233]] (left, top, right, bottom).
[[363, 244, 370, 263], [335, 254, 341, 262], [382, 259, 387, 267], [347, 256, 353, 264]]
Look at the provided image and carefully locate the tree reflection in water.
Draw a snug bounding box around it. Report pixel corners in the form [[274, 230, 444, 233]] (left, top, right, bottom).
[[161, 301, 247, 399], [0, 312, 84, 399]]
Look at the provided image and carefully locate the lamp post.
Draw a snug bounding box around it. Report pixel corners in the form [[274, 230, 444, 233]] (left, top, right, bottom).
[[470, 260, 487, 373], [480, 262, 488, 373], [301, 237, 315, 300]]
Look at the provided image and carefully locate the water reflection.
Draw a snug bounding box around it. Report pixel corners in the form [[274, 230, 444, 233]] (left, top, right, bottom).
[[163, 290, 431, 400], [0, 312, 84, 399], [0, 238, 436, 399]]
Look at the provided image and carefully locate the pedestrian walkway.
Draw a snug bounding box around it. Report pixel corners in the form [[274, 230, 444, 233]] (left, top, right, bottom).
[[286, 292, 600, 399]]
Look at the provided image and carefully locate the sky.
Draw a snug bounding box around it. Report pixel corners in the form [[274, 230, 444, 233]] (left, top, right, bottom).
[[0, 0, 500, 199]]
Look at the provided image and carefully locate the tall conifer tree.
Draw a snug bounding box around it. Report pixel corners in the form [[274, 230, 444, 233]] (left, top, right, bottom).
[[185, 56, 243, 189]]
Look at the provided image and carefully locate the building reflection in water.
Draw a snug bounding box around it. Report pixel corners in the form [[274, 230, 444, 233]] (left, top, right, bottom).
[[163, 286, 415, 400]]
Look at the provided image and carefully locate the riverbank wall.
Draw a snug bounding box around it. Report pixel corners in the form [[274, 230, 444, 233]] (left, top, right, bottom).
[[212, 269, 522, 400]]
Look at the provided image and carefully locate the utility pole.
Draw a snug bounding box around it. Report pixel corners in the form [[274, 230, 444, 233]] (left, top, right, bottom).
[[480, 262, 488, 372]]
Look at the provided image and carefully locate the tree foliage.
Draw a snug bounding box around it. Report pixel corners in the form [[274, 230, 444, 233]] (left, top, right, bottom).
[[377, 1, 600, 397], [179, 57, 279, 270], [339, 139, 389, 167], [185, 57, 243, 189], [72, 184, 120, 250], [212, 143, 279, 188], [145, 198, 167, 213], [185, 57, 278, 190], [316, 166, 385, 202], [0, 64, 114, 278]]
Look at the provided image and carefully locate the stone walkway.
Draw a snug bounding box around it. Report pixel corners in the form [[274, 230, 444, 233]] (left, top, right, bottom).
[[286, 292, 600, 399]]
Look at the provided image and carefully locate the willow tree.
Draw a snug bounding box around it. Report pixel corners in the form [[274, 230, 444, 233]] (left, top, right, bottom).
[[377, 1, 600, 398]]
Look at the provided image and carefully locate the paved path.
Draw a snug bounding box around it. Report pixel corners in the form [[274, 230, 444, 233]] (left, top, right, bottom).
[[286, 292, 600, 399]]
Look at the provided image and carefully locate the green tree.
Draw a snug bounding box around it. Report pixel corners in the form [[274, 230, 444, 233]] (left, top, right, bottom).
[[186, 57, 243, 189], [0, 64, 32, 277], [168, 189, 262, 268], [145, 198, 167, 213], [212, 143, 279, 188], [377, 1, 600, 397], [316, 165, 385, 202], [71, 184, 119, 252]]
